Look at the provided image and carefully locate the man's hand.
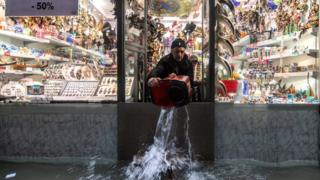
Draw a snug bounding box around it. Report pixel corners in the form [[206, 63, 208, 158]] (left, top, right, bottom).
[[148, 77, 161, 87], [168, 73, 177, 78]]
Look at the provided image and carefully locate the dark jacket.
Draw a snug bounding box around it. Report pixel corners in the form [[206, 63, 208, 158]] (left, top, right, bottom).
[[148, 53, 194, 85]]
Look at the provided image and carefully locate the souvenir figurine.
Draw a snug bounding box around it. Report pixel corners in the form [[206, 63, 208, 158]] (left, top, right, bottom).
[[6, 17, 16, 32], [13, 18, 24, 33], [309, 2, 319, 27], [12, 58, 26, 70], [298, 0, 309, 26], [249, 9, 260, 32], [34, 20, 46, 38], [47, 22, 58, 37]]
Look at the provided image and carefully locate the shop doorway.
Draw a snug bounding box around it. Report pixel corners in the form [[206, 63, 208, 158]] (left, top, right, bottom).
[[123, 0, 210, 102]]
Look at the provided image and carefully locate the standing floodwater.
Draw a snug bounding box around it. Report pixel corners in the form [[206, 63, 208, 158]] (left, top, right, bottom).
[[125, 106, 193, 180]]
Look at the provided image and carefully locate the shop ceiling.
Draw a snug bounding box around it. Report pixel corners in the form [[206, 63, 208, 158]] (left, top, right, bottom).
[[94, 0, 203, 22]]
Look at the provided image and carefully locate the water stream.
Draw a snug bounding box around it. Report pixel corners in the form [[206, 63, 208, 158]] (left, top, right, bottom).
[[125, 106, 193, 180]]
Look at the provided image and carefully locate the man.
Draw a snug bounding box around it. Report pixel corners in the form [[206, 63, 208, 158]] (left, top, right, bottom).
[[147, 39, 194, 178], [147, 38, 194, 87]]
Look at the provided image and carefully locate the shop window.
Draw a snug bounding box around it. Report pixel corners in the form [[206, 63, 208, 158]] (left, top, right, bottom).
[[0, 0, 117, 103], [124, 0, 209, 102], [215, 0, 320, 104]]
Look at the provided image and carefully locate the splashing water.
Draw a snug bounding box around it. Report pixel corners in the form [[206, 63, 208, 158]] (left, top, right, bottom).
[[125, 106, 193, 180], [76, 106, 268, 180]]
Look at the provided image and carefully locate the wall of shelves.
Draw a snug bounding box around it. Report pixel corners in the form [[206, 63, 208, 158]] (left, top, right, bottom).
[[217, 0, 320, 104], [0, 1, 126, 103]]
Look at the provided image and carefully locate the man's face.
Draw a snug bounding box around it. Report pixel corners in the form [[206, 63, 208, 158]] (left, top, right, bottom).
[[171, 47, 186, 62]]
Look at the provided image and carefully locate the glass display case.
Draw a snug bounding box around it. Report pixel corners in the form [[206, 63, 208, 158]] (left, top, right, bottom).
[[215, 0, 320, 104], [0, 0, 119, 103]]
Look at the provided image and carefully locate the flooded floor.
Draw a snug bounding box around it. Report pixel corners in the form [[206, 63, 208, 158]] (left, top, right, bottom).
[[0, 161, 320, 180]]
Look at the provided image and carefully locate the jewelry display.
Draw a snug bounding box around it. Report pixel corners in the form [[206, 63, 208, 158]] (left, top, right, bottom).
[[61, 65, 97, 81], [60, 81, 98, 97], [0, 81, 26, 98], [44, 81, 65, 96], [96, 77, 117, 96], [44, 64, 66, 80], [95, 76, 134, 97]]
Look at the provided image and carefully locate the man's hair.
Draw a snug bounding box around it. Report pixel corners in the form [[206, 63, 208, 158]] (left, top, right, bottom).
[[171, 38, 187, 49]]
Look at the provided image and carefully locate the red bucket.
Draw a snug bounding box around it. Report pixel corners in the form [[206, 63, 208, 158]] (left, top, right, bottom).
[[221, 80, 238, 94]]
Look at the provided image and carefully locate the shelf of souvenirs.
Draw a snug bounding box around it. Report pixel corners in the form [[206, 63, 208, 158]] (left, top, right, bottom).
[[232, 35, 250, 47], [0, 70, 44, 76], [274, 71, 316, 78], [233, 49, 319, 62], [44, 36, 106, 59], [233, 28, 318, 48], [0, 30, 50, 43], [216, 96, 320, 105], [0, 52, 69, 62], [0, 30, 107, 60]]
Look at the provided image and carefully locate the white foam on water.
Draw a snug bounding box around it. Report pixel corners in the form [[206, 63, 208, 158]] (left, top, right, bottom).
[[186, 171, 218, 180], [125, 107, 193, 180]]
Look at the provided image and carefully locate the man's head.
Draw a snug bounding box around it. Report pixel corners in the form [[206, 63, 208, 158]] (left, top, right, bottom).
[[171, 39, 186, 62]]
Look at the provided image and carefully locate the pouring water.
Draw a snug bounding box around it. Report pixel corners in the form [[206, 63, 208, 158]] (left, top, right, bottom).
[[125, 106, 194, 180]]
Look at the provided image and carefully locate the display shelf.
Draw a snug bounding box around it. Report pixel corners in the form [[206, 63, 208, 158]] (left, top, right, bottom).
[[233, 50, 314, 62], [232, 35, 250, 47], [256, 33, 298, 47], [50, 95, 131, 102], [0, 52, 37, 59], [254, 52, 306, 61], [266, 53, 302, 60], [44, 36, 72, 47], [274, 71, 314, 78], [72, 45, 105, 59], [232, 28, 317, 49], [256, 29, 317, 47], [0, 61, 16, 66], [60, 81, 99, 96], [0, 52, 69, 62], [51, 96, 117, 102], [47, 56, 70, 62], [2, 70, 44, 76], [0, 30, 50, 43], [264, 49, 318, 59], [232, 55, 249, 61], [45, 36, 106, 59]]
